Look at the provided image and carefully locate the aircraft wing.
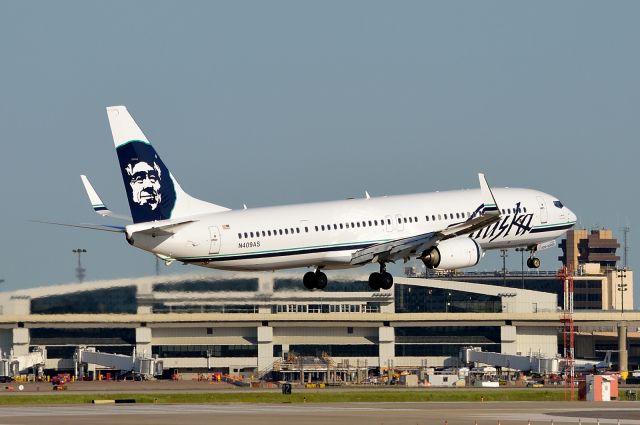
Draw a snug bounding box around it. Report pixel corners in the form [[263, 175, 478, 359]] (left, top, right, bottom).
[[80, 175, 132, 221], [350, 173, 501, 266]]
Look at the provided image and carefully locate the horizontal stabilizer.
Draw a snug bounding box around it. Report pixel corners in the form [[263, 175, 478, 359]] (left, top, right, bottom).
[[32, 220, 126, 233], [127, 218, 197, 237]]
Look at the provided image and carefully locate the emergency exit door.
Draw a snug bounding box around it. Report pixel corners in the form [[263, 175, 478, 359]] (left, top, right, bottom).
[[536, 197, 548, 224], [209, 226, 221, 254]]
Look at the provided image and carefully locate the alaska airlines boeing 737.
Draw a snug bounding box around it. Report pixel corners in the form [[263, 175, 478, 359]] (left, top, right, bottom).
[[61, 106, 577, 290]]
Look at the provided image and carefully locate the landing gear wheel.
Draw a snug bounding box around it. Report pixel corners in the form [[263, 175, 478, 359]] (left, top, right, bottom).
[[315, 271, 328, 289], [380, 272, 393, 290], [368, 272, 382, 290], [303, 272, 317, 290], [526, 257, 541, 269], [530, 257, 541, 269]]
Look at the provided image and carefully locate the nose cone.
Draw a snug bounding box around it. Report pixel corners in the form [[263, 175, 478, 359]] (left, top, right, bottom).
[[566, 207, 577, 225]]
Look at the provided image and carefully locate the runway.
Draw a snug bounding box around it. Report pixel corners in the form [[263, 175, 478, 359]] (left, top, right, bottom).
[[2, 402, 640, 425]]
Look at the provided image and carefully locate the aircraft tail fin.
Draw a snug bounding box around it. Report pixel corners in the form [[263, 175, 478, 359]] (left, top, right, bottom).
[[106, 106, 229, 224]]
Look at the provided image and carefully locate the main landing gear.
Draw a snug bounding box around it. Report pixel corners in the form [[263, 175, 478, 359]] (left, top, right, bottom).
[[526, 247, 541, 269], [369, 263, 394, 290], [303, 270, 328, 290]]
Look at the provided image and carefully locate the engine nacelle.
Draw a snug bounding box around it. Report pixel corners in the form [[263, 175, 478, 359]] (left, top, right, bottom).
[[421, 237, 482, 270]]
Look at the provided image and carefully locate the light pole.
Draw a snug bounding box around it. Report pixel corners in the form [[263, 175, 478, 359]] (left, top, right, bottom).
[[515, 248, 525, 289], [72, 248, 87, 283], [500, 249, 508, 286], [617, 268, 628, 313]]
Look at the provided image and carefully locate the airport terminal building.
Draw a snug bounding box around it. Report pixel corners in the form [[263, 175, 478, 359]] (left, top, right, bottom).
[[0, 262, 637, 379]]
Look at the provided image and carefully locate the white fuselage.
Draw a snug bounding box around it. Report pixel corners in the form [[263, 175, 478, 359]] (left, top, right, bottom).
[[127, 187, 576, 271]]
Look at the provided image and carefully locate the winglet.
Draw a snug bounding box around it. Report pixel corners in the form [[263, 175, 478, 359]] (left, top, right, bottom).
[[80, 175, 132, 221], [81, 175, 109, 216], [478, 173, 500, 215]]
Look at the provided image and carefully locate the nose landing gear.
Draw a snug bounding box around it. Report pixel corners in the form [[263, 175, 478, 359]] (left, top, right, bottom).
[[526, 246, 541, 269], [527, 257, 541, 269]]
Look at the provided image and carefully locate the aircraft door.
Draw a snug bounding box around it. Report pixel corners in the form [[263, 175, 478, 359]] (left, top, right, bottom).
[[385, 215, 393, 232], [536, 197, 548, 224], [209, 226, 221, 254]]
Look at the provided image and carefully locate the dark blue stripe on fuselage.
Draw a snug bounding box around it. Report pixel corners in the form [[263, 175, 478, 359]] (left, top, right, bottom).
[[529, 223, 575, 233], [180, 242, 375, 263]]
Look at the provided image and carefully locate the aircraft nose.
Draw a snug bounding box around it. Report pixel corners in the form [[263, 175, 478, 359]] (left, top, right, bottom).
[[566, 207, 577, 224]]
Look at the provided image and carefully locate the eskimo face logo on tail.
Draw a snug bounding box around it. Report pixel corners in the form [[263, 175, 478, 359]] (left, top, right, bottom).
[[117, 141, 176, 223], [126, 161, 162, 209]]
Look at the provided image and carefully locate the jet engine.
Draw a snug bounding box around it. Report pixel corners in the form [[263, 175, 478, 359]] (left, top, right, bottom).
[[420, 237, 482, 270]]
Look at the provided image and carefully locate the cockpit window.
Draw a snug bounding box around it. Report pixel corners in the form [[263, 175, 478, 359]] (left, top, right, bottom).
[[553, 200, 564, 209]]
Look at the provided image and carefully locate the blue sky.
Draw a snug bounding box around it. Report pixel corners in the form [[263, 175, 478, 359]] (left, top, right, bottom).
[[0, 1, 638, 299]]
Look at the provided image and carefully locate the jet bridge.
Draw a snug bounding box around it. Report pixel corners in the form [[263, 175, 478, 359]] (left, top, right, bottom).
[[75, 346, 162, 379], [0, 347, 46, 379], [460, 346, 559, 374]]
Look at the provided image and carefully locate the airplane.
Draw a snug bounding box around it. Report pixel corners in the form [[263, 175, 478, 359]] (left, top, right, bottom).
[[571, 350, 613, 372], [56, 106, 577, 290]]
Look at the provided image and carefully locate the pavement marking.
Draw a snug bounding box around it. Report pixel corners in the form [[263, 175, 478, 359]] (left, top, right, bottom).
[[0, 404, 425, 417], [475, 413, 640, 425]]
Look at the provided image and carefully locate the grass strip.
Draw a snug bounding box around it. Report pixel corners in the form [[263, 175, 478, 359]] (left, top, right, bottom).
[[0, 390, 567, 405]]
